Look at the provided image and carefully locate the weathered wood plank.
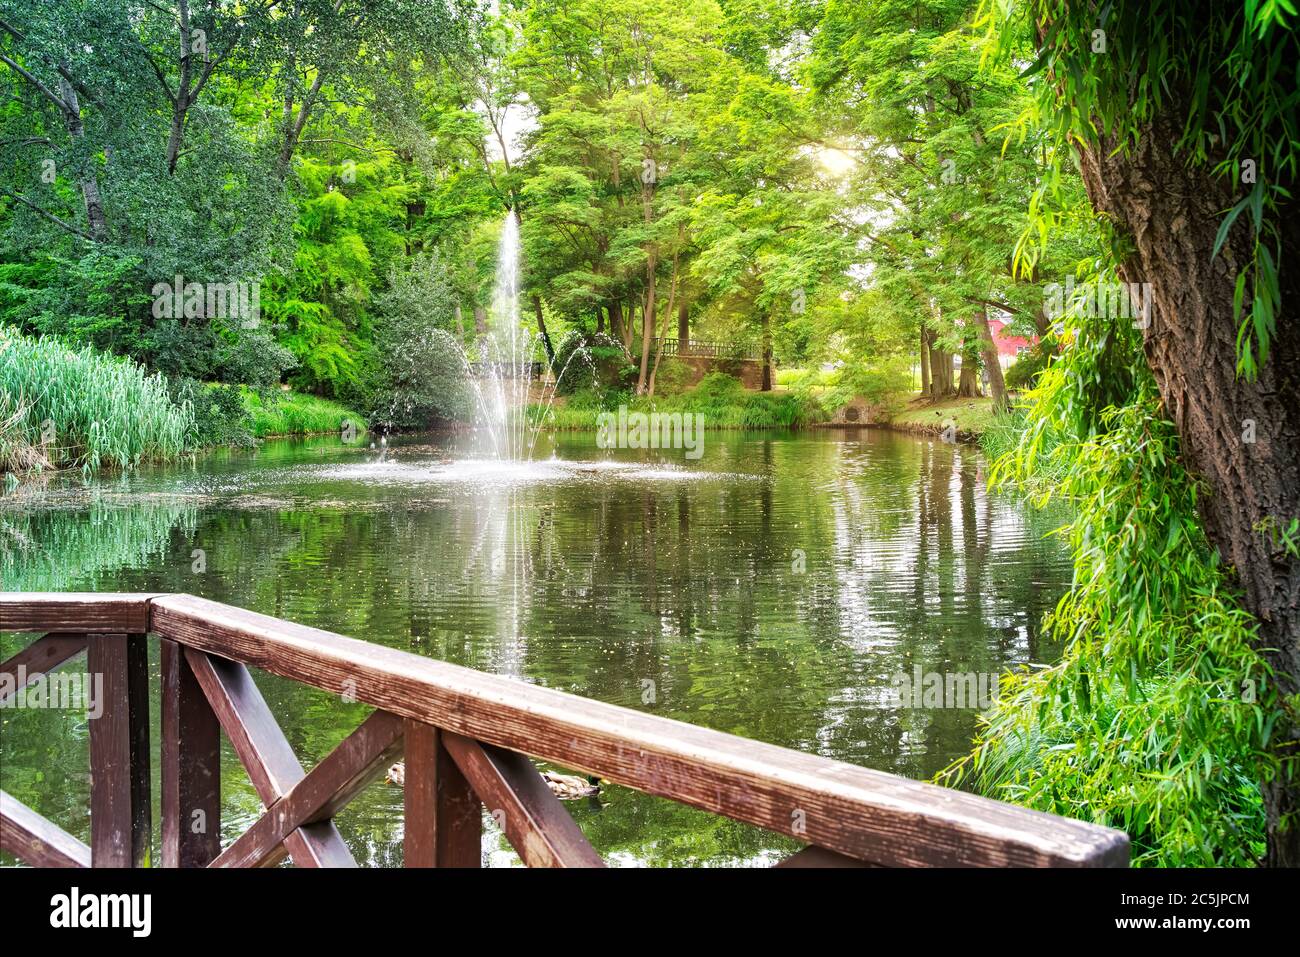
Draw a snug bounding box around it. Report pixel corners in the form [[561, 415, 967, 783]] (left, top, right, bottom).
[[212, 710, 403, 868], [87, 633, 151, 867], [403, 721, 481, 867], [442, 733, 604, 868], [182, 647, 355, 867], [775, 845, 876, 868], [151, 594, 1129, 867], [0, 790, 91, 868], [161, 639, 222, 867], [0, 593, 155, 634], [0, 633, 88, 705]]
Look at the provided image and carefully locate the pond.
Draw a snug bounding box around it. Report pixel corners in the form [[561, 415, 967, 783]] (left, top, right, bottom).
[[1, 428, 1069, 866]]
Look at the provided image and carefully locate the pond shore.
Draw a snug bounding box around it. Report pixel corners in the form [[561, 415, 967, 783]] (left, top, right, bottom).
[[880, 396, 996, 441]]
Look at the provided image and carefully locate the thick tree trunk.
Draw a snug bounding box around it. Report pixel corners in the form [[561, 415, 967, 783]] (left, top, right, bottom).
[[974, 307, 1008, 411], [609, 300, 624, 344], [956, 356, 980, 398], [164, 0, 194, 175], [928, 330, 954, 396], [678, 301, 689, 351], [1077, 115, 1300, 866], [596, 306, 605, 335]]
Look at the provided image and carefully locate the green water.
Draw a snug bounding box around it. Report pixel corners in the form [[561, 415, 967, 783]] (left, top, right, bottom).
[[1, 429, 1068, 866]]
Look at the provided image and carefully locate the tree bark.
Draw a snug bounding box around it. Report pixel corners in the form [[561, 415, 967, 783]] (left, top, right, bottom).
[[55, 78, 107, 242], [928, 330, 954, 396], [532, 294, 555, 365], [1076, 113, 1300, 866], [648, 243, 681, 398], [677, 300, 689, 351], [974, 307, 1008, 411], [956, 355, 980, 398], [608, 299, 624, 344], [636, 261, 656, 394]]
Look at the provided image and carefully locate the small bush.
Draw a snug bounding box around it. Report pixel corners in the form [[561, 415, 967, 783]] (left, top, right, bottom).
[[1004, 337, 1057, 390], [171, 379, 255, 448], [552, 332, 635, 395]]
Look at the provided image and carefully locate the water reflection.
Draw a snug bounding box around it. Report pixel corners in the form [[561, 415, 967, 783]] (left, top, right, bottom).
[[1, 428, 1068, 866]]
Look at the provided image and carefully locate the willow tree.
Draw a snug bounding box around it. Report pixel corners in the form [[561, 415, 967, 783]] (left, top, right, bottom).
[[988, 1, 1300, 865]]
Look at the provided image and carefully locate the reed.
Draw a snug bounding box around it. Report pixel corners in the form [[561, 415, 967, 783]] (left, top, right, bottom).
[[0, 329, 195, 474]]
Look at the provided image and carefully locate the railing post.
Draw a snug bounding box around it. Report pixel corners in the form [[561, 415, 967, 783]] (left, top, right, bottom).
[[87, 633, 151, 867], [403, 720, 481, 867], [161, 639, 221, 867]]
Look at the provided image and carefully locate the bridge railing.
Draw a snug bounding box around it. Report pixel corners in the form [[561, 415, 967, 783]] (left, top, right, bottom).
[[655, 338, 761, 360], [0, 592, 1129, 868]]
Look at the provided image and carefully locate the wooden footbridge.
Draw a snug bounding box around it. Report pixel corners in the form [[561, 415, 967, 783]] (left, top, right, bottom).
[[0, 592, 1129, 868]]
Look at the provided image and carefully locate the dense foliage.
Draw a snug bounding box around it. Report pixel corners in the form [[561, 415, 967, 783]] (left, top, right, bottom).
[[3, 0, 1298, 865]]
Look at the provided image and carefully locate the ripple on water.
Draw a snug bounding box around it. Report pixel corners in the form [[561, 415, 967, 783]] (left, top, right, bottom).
[[308, 456, 740, 487]]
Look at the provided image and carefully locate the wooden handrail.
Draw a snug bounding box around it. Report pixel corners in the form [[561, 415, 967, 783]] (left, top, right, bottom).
[[654, 337, 761, 360], [0, 592, 1130, 868]]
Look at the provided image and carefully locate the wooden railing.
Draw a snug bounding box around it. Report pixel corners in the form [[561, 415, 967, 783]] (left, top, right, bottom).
[[655, 338, 761, 360], [0, 593, 1130, 868]]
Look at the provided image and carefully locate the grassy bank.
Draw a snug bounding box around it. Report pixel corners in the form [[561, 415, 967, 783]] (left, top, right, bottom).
[[884, 395, 998, 439], [239, 388, 366, 438], [0, 330, 194, 475], [0, 330, 368, 477], [528, 373, 823, 430]]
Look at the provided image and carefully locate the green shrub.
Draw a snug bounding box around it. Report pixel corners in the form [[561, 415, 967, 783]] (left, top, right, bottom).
[[1004, 337, 1057, 390], [171, 380, 255, 448], [552, 332, 635, 395]]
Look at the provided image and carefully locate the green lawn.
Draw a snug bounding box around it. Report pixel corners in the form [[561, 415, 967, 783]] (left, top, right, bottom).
[[885, 395, 998, 439]]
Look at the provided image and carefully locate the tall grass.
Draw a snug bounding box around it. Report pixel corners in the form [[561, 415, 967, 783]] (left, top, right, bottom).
[[240, 387, 366, 437], [0, 329, 194, 474]]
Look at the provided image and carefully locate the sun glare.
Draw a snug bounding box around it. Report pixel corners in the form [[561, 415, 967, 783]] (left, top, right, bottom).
[[818, 147, 856, 177]]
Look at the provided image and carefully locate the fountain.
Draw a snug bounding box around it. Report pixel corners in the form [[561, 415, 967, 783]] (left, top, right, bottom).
[[351, 209, 705, 484], [456, 210, 598, 462]]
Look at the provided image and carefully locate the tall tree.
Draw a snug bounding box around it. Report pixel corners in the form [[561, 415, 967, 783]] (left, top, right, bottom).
[[988, 0, 1300, 864]]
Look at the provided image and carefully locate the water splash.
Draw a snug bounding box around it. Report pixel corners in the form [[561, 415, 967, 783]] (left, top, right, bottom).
[[455, 210, 599, 461], [374, 210, 606, 460]]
